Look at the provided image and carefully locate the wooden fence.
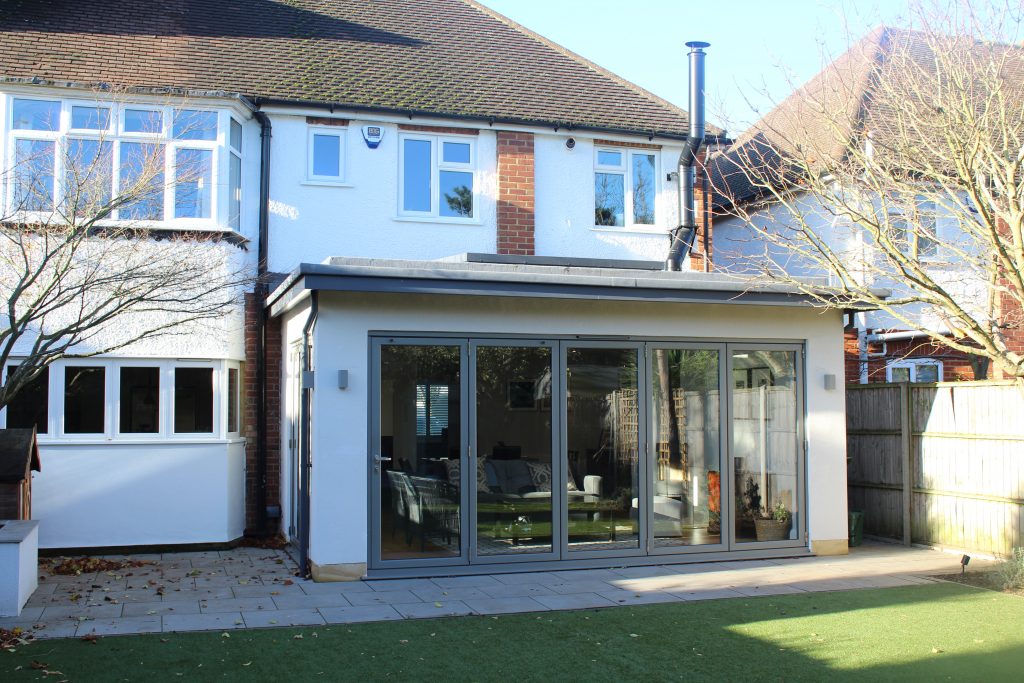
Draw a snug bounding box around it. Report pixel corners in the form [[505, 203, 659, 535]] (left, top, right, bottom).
[[847, 381, 1024, 556]]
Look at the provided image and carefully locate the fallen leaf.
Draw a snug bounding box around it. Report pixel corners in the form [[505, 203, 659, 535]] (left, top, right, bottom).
[[932, 647, 944, 654], [293, 634, 303, 640], [30, 660, 48, 669], [629, 634, 639, 638], [242, 662, 252, 667], [283, 580, 294, 586], [434, 602, 443, 608], [80, 633, 100, 644], [221, 632, 230, 639]]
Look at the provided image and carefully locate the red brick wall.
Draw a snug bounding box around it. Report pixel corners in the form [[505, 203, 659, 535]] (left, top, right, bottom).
[[691, 150, 712, 272], [243, 292, 282, 536], [842, 328, 978, 383], [496, 131, 535, 255]]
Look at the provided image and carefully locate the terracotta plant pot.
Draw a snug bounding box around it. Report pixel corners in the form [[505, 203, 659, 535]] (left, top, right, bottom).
[[754, 518, 790, 542]]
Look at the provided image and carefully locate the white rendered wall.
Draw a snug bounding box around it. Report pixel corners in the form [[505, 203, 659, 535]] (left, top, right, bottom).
[[32, 441, 245, 548], [303, 292, 847, 568], [534, 134, 684, 262]]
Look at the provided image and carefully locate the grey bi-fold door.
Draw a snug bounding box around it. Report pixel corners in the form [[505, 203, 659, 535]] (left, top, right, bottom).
[[368, 337, 805, 570]]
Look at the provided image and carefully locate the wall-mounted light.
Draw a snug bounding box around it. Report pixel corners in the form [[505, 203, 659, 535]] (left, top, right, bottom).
[[824, 374, 837, 391], [337, 370, 349, 390], [565, 137, 576, 150]]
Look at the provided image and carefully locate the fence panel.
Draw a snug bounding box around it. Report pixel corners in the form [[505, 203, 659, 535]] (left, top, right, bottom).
[[846, 381, 1024, 556]]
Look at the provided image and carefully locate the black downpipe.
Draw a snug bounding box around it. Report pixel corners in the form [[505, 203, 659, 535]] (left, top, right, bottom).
[[253, 110, 272, 536], [667, 41, 710, 271], [298, 291, 319, 576]]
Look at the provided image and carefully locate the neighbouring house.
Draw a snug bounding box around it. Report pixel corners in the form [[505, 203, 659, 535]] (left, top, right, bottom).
[[0, 0, 849, 579], [710, 27, 1022, 385]]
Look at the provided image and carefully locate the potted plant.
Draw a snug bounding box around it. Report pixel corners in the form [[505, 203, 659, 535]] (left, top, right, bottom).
[[755, 501, 792, 541], [737, 476, 761, 537]]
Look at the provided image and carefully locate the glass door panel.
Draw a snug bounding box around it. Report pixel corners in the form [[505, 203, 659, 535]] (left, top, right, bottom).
[[565, 346, 640, 553], [378, 344, 462, 561], [474, 345, 555, 557], [650, 348, 722, 548], [731, 349, 800, 544]]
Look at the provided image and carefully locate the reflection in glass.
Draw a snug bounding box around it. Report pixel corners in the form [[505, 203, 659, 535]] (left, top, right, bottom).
[[442, 142, 471, 163], [173, 109, 218, 140], [566, 347, 639, 551], [475, 346, 553, 555], [65, 139, 113, 214], [14, 139, 55, 212], [174, 368, 213, 433], [119, 367, 159, 434], [124, 109, 163, 134], [403, 139, 431, 212], [13, 99, 60, 131], [174, 148, 213, 219], [119, 142, 164, 220], [312, 133, 341, 177], [379, 345, 462, 560], [597, 150, 622, 166], [440, 170, 473, 217], [5, 366, 48, 434], [64, 366, 105, 434], [732, 350, 799, 543], [595, 172, 625, 226], [71, 106, 110, 130], [650, 349, 720, 547], [632, 154, 656, 224]]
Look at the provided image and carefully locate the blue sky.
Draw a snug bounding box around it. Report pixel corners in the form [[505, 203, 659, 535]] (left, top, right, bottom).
[[478, 0, 915, 137]]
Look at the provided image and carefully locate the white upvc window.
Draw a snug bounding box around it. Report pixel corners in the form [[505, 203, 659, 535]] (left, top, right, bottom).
[[5, 96, 234, 230], [307, 125, 346, 183], [0, 357, 241, 440], [398, 133, 476, 220], [885, 193, 939, 260], [228, 118, 242, 230], [886, 358, 942, 383], [594, 147, 658, 228]]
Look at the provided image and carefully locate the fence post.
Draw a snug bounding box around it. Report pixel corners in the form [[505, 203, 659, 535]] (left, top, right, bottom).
[[900, 382, 912, 545]]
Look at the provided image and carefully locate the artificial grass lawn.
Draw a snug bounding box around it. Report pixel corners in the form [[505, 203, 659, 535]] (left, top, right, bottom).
[[6, 582, 1024, 682]]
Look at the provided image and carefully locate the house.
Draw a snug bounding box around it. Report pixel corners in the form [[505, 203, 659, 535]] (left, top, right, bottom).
[[710, 27, 1024, 385], [0, 0, 849, 579]]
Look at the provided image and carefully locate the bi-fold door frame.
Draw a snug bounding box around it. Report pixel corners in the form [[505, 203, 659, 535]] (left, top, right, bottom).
[[368, 336, 808, 571]]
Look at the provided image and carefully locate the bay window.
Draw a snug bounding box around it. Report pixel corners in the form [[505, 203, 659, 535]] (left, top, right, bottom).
[[594, 147, 658, 228], [399, 133, 476, 219], [6, 96, 241, 230], [2, 359, 241, 439]]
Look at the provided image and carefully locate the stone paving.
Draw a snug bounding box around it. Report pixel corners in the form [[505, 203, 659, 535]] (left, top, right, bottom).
[[0, 542, 993, 639]]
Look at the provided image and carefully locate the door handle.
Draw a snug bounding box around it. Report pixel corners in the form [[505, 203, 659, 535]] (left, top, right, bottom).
[[372, 453, 392, 473]]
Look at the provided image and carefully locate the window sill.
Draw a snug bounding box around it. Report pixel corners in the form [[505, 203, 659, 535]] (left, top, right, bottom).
[[301, 179, 354, 188], [392, 215, 483, 226], [37, 437, 246, 446], [590, 225, 669, 235]]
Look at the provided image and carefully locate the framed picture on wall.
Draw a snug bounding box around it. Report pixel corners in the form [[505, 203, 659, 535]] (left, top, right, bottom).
[[507, 380, 537, 410]]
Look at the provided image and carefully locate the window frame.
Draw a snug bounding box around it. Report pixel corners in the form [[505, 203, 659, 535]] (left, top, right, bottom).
[[884, 193, 939, 261], [4, 95, 231, 230], [397, 132, 477, 221], [1, 357, 238, 441], [306, 125, 346, 184], [593, 146, 660, 230], [885, 358, 943, 383]]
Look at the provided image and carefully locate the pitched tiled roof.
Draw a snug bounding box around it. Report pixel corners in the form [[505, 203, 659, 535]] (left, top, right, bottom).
[[0, 0, 703, 139], [709, 27, 1024, 210]]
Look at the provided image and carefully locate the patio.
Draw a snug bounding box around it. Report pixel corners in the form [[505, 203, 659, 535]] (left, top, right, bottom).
[[0, 542, 992, 639]]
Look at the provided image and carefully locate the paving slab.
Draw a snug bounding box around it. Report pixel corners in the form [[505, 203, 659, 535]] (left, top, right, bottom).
[[479, 582, 555, 599], [533, 593, 618, 611], [669, 588, 748, 601], [345, 590, 424, 606], [411, 586, 491, 602], [271, 593, 352, 610], [464, 597, 550, 614], [393, 600, 475, 619], [200, 597, 276, 614], [163, 612, 246, 632], [242, 608, 326, 628], [40, 604, 123, 620], [597, 589, 682, 606], [298, 580, 374, 595], [319, 605, 403, 624], [547, 580, 618, 595], [122, 600, 201, 617], [77, 616, 163, 637]]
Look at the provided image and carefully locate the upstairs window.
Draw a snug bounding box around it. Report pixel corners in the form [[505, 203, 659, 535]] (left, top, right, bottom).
[[885, 194, 938, 260], [594, 147, 657, 227], [399, 134, 475, 219], [6, 97, 235, 229], [307, 126, 345, 183]]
